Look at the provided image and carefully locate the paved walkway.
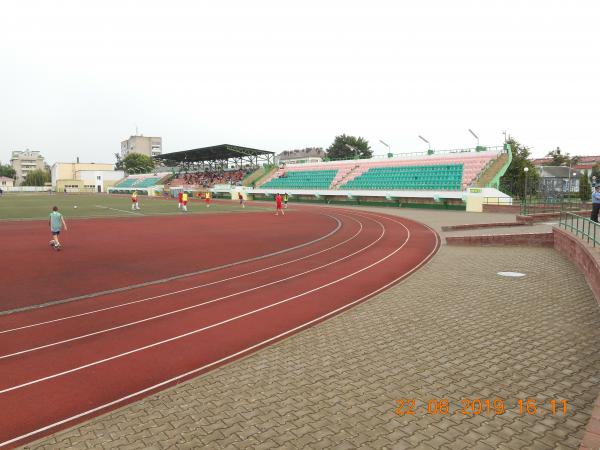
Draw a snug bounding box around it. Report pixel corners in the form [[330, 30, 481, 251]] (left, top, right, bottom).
[[22, 208, 600, 449]]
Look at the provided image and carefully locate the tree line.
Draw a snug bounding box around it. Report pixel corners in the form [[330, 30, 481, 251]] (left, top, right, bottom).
[[0, 163, 51, 186], [500, 137, 595, 201]]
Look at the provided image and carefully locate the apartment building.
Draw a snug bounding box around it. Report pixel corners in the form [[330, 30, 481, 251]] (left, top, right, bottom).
[[10, 150, 45, 185], [120, 135, 162, 158]]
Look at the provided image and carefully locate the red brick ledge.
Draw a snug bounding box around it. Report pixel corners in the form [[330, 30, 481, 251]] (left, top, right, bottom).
[[482, 204, 521, 214], [517, 210, 592, 224], [441, 222, 530, 231], [445, 233, 554, 247], [553, 227, 600, 303]]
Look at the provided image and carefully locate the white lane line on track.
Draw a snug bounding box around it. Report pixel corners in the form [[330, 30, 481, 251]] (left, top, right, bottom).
[[0, 212, 392, 390], [1, 212, 342, 316], [0, 210, 439, 449], [0, 214, 376, 359], [94, 205, 141, 215], [0, 213, 358, 335]]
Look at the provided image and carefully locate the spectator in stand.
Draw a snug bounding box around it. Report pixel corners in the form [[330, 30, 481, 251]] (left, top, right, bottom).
[[179, 169, 245, 188]]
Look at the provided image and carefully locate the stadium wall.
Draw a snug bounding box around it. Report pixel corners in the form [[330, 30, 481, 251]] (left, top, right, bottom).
[[482, 204, 521, 213]]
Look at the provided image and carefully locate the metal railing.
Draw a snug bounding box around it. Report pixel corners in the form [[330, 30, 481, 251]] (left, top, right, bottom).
[[559, 212, 600, 247], [318, 145, 507, 163], [484, 197, 514, 205], [521, 198, 588, 216]]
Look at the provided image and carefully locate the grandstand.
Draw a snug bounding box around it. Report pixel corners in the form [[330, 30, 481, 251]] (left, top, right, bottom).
[[342, 164, 463, 191], [252, 145, 512, 207], [261, 170, 337, 190], [109, 174, 169, 193]]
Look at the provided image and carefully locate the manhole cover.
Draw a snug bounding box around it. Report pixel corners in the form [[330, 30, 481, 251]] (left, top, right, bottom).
[[497, 272, 526, 277]]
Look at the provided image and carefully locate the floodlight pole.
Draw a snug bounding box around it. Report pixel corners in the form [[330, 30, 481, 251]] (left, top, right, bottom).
[[524, 166, 529, 214], [379, 139, 391, 156], [468, 129, 479, 146], [418, 135, 430, 150], [568, 169, 577, 202], [345, 144, 358, 159]]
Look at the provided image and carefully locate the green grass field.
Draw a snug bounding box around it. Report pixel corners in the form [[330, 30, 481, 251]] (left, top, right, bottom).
[[0, 193, 268, 220]]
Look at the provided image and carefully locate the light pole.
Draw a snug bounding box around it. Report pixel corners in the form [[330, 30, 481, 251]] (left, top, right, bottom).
[[468, 129, 479, 147], [569, 171, 577, 202], [524, 166, 529, 214], [345, 144, 358, 160], [379, 139, 391, 157], [566, 160, 572, 202], [418, 135, 431, 152]]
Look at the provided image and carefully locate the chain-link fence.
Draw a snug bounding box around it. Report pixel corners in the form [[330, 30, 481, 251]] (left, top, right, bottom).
[[499, 176, 589, 215]]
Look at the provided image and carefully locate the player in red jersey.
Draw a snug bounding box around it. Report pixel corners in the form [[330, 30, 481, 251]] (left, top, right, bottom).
[[275, 193, 284, 216], [131, 191, 140, 211]]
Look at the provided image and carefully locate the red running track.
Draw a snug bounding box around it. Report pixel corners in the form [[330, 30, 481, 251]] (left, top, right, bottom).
[[0, 211, 340, 312], [0, 207, 439, 448]]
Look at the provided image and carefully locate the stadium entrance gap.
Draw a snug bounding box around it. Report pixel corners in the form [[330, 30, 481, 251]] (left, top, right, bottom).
[[154, 144, 275, 171]]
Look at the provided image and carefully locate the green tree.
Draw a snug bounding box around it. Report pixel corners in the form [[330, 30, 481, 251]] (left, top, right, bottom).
[[499, 137, 539, 199], [591, 163, 600, 183], [545, 147, 578, 167], [579, 170, 592, 201], [115, 153, 124, 171], [0, 164, 16, 179], [21, 169, 50, 186], [122, 152, 154, 174], [326, 134, 372, 160]]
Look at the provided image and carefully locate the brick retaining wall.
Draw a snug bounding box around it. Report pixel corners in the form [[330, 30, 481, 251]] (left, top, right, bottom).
[[482, 204, 521, 213], [441, 222, 530, 231], [445, 233, 554, 247], [553, 227, 600, 304], [516, 210, 592, 224]]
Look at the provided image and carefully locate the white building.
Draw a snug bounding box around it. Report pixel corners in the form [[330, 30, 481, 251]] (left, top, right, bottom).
[[0, 176, 14, 189], [52, 162, 125, 193]]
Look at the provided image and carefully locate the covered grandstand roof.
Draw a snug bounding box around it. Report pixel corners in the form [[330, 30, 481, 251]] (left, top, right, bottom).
[[155, 144, 274, 163]]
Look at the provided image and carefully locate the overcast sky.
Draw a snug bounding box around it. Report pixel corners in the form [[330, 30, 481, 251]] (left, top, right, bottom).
[[1, 0, 599, 164]]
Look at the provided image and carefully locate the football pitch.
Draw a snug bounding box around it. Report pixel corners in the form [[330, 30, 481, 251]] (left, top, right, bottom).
[[0, 193, 268, 220]]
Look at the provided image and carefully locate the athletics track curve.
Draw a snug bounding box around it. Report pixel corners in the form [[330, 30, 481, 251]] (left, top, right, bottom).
[[0, 206, 439, 448]]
